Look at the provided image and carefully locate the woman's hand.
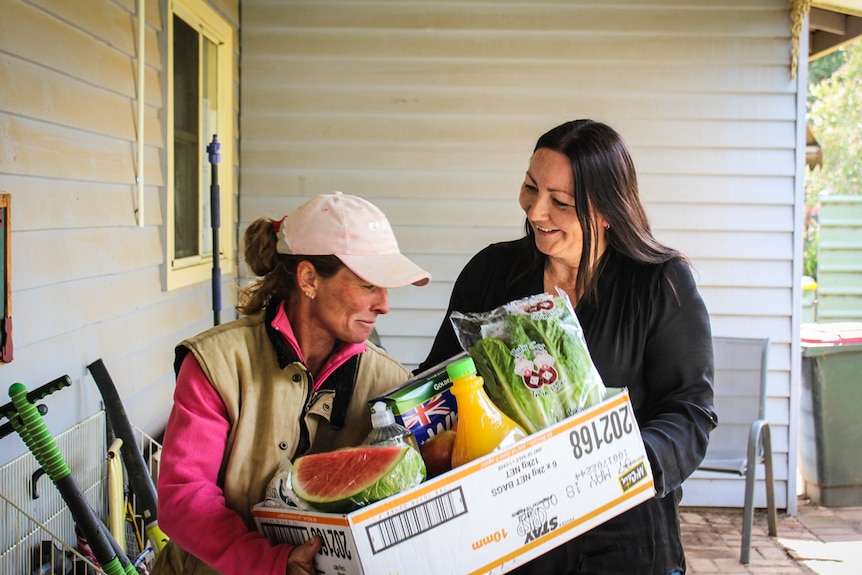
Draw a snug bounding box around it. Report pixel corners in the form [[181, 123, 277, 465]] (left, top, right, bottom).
[[286, 536, 322, 575]]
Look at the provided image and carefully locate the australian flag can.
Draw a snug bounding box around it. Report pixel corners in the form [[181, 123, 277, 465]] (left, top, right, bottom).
[[368, 353, 466, 447]]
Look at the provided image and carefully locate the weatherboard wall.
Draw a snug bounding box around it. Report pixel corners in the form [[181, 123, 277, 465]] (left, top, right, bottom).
[[0, 0, 240, 466], [0, 0, 802, 511], [815, 196, 862, 322], [239, 0, 803, 510]]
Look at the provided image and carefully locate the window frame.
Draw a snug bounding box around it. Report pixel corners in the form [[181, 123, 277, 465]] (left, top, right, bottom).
[[166, 0, 234, 290]]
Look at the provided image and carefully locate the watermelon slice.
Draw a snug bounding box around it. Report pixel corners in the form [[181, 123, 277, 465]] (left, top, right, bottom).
[[291, 444, 426, 513]]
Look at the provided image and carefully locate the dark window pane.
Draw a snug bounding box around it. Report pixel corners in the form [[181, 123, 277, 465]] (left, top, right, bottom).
[[173, 15, 199, 260]]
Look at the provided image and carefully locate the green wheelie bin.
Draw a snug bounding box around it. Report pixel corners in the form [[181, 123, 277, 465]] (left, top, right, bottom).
[[800, 322, 862, 506]]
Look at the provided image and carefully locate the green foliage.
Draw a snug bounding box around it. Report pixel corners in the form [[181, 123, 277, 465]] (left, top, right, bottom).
[[803, 216, 819, 278], [804, 42, 862, 280], [808, 44, 862, 196], [808, 50, 846, 90]]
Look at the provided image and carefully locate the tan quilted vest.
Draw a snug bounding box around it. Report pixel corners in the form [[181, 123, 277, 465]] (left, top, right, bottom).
[[152, 310, 411, 575]]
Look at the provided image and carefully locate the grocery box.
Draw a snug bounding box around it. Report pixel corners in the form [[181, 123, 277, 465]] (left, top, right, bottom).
[[367, 352, 467, 447], [253, 388, 655, 575]]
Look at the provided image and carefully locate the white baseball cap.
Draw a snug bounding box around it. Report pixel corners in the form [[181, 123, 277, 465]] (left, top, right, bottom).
[[275, 192, 431, 288]]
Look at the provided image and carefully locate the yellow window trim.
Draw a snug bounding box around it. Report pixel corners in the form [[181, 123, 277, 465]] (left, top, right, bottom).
[[166, 0, 235, 291]]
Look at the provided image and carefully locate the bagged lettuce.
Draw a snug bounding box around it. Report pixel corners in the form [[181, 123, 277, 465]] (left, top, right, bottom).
[[450, 291, 606, 434]]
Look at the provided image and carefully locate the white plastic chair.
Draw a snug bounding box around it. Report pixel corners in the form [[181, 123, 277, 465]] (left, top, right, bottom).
[[698, 336, 777, 564]]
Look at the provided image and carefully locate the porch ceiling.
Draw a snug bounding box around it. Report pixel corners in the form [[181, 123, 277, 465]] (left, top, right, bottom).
[[811, 1, 862, 59]]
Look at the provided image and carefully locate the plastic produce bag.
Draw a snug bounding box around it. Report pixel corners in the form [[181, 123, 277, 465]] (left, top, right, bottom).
[[263, 457, 313, 510], [450, 291, 606, 434]]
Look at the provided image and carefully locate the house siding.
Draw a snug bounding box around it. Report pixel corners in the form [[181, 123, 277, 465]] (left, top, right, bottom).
[[0, 0, 240, 465], [239, 0, 801, 509], [0, 0, 804, 512]]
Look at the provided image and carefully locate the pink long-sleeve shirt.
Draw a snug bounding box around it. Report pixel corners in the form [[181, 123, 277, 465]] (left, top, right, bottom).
[[157, 307, 365, 575]]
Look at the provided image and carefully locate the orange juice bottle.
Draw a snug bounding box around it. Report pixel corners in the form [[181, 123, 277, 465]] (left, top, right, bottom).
[[447, 356, 527, 468]]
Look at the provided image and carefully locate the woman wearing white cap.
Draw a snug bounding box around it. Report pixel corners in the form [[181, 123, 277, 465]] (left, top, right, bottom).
[[153, 192, 431, 575]]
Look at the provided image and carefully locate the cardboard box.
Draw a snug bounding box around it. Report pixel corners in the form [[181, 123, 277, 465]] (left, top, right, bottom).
[[367, 352, 467, 447], [253, 388, 655, 575]]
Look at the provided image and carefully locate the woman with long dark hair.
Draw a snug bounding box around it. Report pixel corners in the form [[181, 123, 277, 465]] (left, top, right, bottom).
[[418, 120, 716, 574]]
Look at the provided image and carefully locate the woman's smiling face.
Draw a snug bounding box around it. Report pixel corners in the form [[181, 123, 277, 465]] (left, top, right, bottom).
[[519, 148, 584, 265]]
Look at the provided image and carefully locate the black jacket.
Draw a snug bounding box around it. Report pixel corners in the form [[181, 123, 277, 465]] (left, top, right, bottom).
[[419, 237, 717, 574]]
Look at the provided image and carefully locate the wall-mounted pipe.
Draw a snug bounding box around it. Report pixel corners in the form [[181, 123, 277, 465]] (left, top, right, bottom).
[[136, 0, 146, 227]]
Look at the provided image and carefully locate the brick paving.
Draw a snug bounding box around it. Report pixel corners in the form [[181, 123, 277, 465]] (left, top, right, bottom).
[[682, 497, 862, 575]]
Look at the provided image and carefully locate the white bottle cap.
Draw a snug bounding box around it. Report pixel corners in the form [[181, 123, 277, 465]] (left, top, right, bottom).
[[370, 401, 396, 428]]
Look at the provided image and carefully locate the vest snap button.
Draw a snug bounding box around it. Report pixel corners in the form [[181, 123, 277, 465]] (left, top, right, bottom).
[[278, 442, 288, 450], [292, 374, 302, 382]]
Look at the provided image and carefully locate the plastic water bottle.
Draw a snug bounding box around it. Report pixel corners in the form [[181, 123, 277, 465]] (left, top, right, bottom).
[[364, 402, 420, 453]]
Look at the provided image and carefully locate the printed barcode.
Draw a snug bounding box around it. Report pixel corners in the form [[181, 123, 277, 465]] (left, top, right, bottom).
[[260, 522, 310, 546], [365, 486, 468, 553]]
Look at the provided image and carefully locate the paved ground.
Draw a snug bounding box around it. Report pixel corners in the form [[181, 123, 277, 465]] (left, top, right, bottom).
[[682, 497, 862, 574]]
